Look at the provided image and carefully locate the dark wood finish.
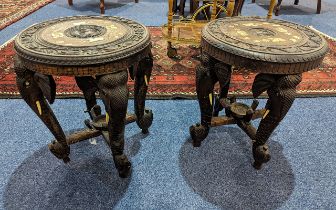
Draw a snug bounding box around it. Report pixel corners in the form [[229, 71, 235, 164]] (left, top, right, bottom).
[[14, 16, 153, 178], [274, 0, 322, 16], [174, 0, 245, 17], [317, 0, 322, 14], [274, 0, 282, 16], [67, 0, 139, 14], [100, 0, 105, 14], [190, 17, 329, 169], [200, 17, 329, 74], [15, 16, 151, 76], [232, 0, 245, 16]]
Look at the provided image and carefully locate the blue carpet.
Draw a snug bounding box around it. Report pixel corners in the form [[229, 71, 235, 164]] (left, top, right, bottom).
[[1, 0, 336, 209], [1, 98, 336, 209]]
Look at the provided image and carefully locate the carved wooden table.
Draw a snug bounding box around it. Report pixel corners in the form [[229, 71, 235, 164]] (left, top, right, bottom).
[[190, 16, 329, 169], [14, 16, 153, 178]]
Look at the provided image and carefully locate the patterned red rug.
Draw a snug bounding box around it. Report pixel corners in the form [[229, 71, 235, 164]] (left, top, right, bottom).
[[1, 27, 336, 99], [0, 0, 54, 30]]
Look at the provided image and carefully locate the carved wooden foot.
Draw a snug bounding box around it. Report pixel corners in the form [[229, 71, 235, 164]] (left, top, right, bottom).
[[167, 41, 178, 58], [97, 71, 131, 178], [252, 73, 302, 169], [14, 56, 70, 163], [190, 53, 217, 147], [134, 53, 154, 134]]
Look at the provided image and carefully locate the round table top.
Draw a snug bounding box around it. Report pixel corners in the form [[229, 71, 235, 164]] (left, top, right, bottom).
[[201, 16, 329, 74], [14, 16, 151, 69]]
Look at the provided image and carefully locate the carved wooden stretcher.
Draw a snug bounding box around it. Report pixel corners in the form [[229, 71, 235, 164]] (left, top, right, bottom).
[[190, 16, 329, 169], [14, 16, 154, 178]]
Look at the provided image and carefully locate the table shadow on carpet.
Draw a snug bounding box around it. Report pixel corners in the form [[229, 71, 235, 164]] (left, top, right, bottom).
[[179, 126, 295, 210], [3, 128, 149, 210]]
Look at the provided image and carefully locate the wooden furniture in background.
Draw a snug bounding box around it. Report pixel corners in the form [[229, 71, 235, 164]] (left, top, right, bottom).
[[164, 0, 259, 58], [174, 0, 246, 17], [252, 0, 322, 16], [163, 0, 276, 48], [67, 0, 139, 14]]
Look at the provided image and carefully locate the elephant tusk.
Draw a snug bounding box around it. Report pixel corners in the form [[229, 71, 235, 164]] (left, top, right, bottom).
[[106, 112, 109, 123], [263, 109, 270, 119], [36, 100, 42, 115], [209, 93, 213, 106], [144, 75, 148, 86]]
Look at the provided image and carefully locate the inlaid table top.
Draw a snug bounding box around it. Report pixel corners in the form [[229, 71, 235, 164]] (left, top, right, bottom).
[[201, 16, 329, 74], [14, 16, 151, 76]]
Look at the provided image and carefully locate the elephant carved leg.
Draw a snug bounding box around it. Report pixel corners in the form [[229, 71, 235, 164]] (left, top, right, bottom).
[[75, 76, 98, 119], [14, 57, 70, 162], [190, 53, 218, 147], [97, 71, 131, 178], [134, 54, 154, 134], [213, 62, 232, 117], [252, 73, 302, 169]]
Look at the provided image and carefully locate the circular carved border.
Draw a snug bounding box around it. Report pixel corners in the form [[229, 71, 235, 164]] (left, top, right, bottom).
[[14, 16, 151, 66], [201, 16, 329, 74]]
